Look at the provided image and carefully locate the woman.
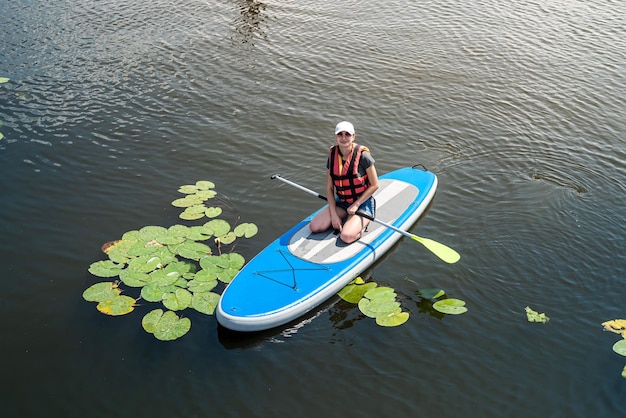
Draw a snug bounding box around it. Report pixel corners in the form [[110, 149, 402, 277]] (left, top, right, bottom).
[[310, 121, 379, 244]]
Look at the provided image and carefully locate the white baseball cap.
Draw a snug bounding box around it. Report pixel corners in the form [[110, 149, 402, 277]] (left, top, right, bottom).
[[334, 121, 355, 135]]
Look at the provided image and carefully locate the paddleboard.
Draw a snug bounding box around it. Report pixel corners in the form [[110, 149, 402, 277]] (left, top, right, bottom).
[[216, 166, 437, 332]]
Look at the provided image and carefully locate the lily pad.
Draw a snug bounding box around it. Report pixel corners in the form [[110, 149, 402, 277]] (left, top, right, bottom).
[[433, 298, 468, 315], [622, 366, 626, 378], [218, 231, 237, 245], [525, 306, 549, 323], [119, 269, 151, 287], [188, 278, 218, 293], [358, 298, 401, 318], [192, 291, 220, 315], [82, 282, 120, 302], [162, 288, 193, 311], [364, 286, 397, 300], [200, 254, 230, 271], [127, 255, 163, 273], [171, 240, 212, 260], [338, 281, 377, 304], [613, 340, 626, 357], [172, 195, 203, 208], [154, 311, 191, 341], [195, 180, 215, 190], [0, 77, 9, 83], [376, 311, 410, 327], [204, 219, 230, 237], [96, 295, 136, 316], [226, 253, 245, 270], [141, 282, 169, 302], [142, 309, 191, 341], [234, 223, 258, 238], [88, 260, 124, 278], [205, 207, 223, 218]]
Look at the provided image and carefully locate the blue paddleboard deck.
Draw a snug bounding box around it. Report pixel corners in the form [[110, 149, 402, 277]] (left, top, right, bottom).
[[217, 166, 437, 332]]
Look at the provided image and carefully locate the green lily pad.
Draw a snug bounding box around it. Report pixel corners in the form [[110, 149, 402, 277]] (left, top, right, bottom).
[[204, 219, 230, 237], [82, 282, 121, 302], [138, 226, 168, 241], [149, 270, 180, 287], [376, 311, 410, 327], [196, 190, 217, 200], [358, 298, 401, 318], [192, 291, 220, 315], [164, 260, 197, 276], [218, 232, 237, 245], [141, 282, 169, 302], [187, 278, 218, 293], [418, 288, 445, 299], [200, 254, 230, 271], [142, 309, 164, 333], [119, 269, 151, 287], [142, 309, 191, 341], [154, 311, 191, 341], [217, 268, 240, 283], [525, 306, 549, 323], [186, 225, 212, 241], [171, 240, 212, 260], [172, 195, 203, 208], [234, 223, 259, 238], [127, 240, 161, 257], [226, 253, 245, 270], [205, 207, 223, 218], [127, 255, 163, 273], [88, 260, 124, 278], [433, 298, 468, 315], [622, 365, 626, 378], [96, 295, 136, 316], [162, 288, 193, 311], [338, 281, 377, 304], [180, 208, 205, 220], [364, 286, 397, 300], [613, 340, 626, 357]]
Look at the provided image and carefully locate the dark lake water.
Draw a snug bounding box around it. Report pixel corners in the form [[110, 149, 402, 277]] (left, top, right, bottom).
[[1, 0, 624, 416]]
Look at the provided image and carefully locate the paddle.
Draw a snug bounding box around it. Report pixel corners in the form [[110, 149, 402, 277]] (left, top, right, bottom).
[[270, 174, 461, 264]]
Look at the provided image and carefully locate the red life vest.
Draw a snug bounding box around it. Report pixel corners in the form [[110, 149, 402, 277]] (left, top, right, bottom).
[[329, 144, 369, 204]]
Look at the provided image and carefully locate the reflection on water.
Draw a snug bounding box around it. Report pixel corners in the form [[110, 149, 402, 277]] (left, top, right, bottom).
[[232, 0, 268, 44]]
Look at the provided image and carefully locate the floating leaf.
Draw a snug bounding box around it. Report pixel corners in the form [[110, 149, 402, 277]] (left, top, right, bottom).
[[178, 185, 199, 194], [141, 282, 169, 302], [82, 282, 120, 302], [196, 190, 217, 200], [218, 231, 237, 245], [204, 219, 230, 237], [186, 225, 212, 241], [0, 77, 9, 84], [172, 240, 212, 260], [142, 309, 191, 341], [192, 291, 220, 315], [613, 340, 626, 357], [172, 195, 203, 208], [433, 298, 468, 315], [418, 288, 445, 299], [195, 180, 215, 190], [180, 208, 205, 220], [376, 311, 410, 327], [358, 298, 401, 318], [88, 260, 124, 278], [96, 295, 136, 316], [119, 269, 151, 287], [162, 288, 193, 311], [200, 254, 230, 271], [127, 255, 163, 273], [154, 311, 191, 341], [217, 268, 240, 284], [142, 309, 164, 333], [138, 226, 168, 241], [149, 270, 180, 287], [338, 281, 377, 304], [622, 365, 626, 378], [234, 223, 258, 238], [226, 253, 245, 270], [602, 319, 626, 338], [364, 286, 396, 300], [188, 278, 218, 293], [204, 206, 222, 218], [525, 306, 549, 323]]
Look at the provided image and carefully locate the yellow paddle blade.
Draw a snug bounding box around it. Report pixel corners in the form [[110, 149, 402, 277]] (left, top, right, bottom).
[[411, 235, 461, 264]]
